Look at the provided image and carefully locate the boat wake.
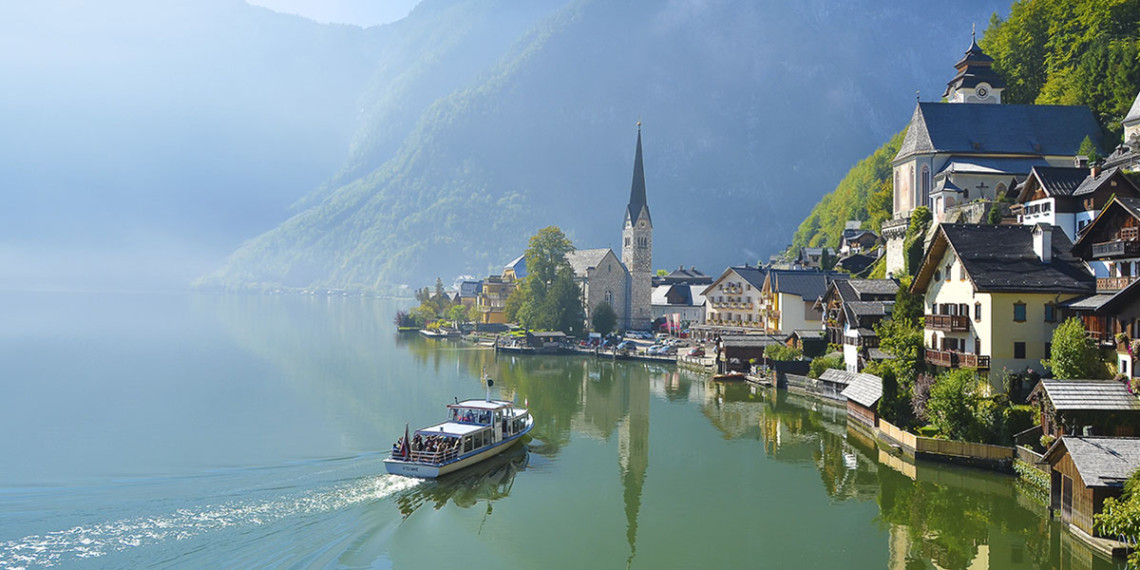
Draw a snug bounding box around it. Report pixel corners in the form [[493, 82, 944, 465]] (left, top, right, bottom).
[[0, 474, 421, 569]]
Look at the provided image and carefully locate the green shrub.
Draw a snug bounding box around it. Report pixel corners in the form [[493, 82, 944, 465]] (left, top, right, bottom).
[[764, 344, 802, 361]]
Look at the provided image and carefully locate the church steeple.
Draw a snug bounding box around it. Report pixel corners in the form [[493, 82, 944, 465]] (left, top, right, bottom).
[[944, 28, 1005, 104], [622, 122, 653, 330], [626, 122, 651, 226]]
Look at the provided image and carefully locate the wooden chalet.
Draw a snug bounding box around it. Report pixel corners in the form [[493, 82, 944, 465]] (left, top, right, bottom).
[[1043, 436, 1140, 537], [1065, 196, 1140, 361], [1028, 380, 1140, 439]]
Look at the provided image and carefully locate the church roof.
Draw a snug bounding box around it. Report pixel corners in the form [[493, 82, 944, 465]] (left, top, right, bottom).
[[895, 103, 1102, 163], [625, 126, 651, 225], [565, 248, 618, 278], [1126, 90, 1140, 126]]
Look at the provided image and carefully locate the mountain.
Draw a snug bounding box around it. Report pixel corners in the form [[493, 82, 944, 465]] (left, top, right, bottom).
[[0, 0, 383, 290], [204, 0, 1009, 292]]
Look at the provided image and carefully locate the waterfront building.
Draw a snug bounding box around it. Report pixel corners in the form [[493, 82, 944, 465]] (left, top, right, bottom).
[[476, 256, 527, 324], [817, 279, 899, 372], [699, 265, 767, 331], [759, 269, 848, 335], [884, 36, 1102, 275], [911, 223, 1094, 388], [1043, 436, 1140, 538], [1027, 380, 1140, 440]]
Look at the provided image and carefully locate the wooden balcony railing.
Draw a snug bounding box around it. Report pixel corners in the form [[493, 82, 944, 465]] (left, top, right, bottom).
[[926, 314, 970, 332], [926, 349, 955, 367], [1097, 276, 1137, 292], [925, 349, 990, 370], [1092, 240, 1140, 258]]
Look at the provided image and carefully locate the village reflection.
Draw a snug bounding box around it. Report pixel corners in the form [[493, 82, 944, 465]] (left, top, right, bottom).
[[695, 376, 1124, 570]]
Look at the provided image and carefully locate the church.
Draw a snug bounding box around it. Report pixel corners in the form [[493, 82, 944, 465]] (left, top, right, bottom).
[[883, 34, 1103, 275], [571, 124, 654, 331], [477, 125, 654, 331]]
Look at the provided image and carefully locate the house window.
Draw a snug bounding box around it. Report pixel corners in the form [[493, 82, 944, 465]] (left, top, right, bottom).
[[974, 302, 982, 322], [974, 338, 981, 354], [959, 265, 966, 281], [1014, 342, 1026, 359], [934, 269, 942, 281], [945, 264, 952, 281], [1044, 304, 1056, 323], [1045, 342, 1052, 359], [1014, 302, 1026, 322]]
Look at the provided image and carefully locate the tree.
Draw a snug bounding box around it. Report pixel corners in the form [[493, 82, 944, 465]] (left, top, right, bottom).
[[926, 369, 981, 441], [656, 269, 668, 277], [525, 226, 575, 287], [1078, 135, 1102, 164], [466, 303, 483, 324], [446, 304, 467, 324], [547, 265, 584, 334], [876, 367, 910, 427], [763, 344, 802, 361], [809, 354, 844, 379], [592, 302, 618, 336], [1043, 317, 1109, 379], [891, 275, 923, 326]]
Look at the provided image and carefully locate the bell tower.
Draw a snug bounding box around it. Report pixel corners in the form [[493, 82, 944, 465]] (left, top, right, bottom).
[[944, 27, 1005, 104], [622, 123, 653, 330]]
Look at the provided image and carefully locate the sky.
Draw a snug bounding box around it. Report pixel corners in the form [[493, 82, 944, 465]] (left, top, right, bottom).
[[245, 0, 422, 27]]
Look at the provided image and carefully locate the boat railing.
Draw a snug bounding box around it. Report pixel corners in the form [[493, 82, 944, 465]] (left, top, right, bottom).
[[408, 447, 461, 465]]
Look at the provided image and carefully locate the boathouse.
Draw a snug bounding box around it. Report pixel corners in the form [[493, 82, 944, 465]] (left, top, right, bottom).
[[1028, 380, 1140, 439], [840, 372, 883, 428], [1043, 436, 1140, 537]]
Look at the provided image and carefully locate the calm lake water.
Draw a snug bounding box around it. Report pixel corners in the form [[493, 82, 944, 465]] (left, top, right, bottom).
[[0, 293, 1124, 569]]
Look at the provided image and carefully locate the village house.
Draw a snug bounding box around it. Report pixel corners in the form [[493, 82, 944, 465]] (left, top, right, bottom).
[[911, 223, 1094, 388], [840, 372, 883, 429], [760, 269, 848, 335], [883, 36, 1103, 275], [1062, 196, 1140, 377], [699, 264, 767, 333], [817, 278, 899, 372], [794, 247, 835, 270], [476, 255, 526, 324], [1043, 436, 1140, 539], [651, 266, 710, 328], [1011, 164, 1140, 261]]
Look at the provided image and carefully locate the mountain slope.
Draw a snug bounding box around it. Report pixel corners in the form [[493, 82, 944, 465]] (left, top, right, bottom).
[[205, 0, 1008, 291]]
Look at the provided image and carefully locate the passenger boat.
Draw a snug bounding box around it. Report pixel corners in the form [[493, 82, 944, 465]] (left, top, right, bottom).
[[384, 394, 533, 478]]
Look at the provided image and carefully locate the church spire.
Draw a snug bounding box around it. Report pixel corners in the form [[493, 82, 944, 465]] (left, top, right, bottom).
[[626, 122, 650, 225]]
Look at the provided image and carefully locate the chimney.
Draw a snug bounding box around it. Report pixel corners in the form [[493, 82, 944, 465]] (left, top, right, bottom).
[[1091, 163, 1102, 178], [1033, 223, 1052, 263]]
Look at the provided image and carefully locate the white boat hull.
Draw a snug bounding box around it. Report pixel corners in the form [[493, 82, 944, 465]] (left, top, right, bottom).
[[384, 421, 532, 479]]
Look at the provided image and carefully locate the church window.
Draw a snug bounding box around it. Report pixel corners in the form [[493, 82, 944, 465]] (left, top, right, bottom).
[[996, 183, 1007, 199], [921, 165, 931, 209], [625, 237, 631, 247], [604, 290, 613, 305]]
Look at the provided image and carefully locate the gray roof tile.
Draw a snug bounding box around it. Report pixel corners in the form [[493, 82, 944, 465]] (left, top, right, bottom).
[[1032, 380, 1140, 412], [840, 373, 883, 408], [1052, 437, 1140, 488]]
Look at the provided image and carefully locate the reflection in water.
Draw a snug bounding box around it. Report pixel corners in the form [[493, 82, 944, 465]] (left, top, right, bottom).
[[395, 444, 530, 518], [202, 294, 1124, 569]]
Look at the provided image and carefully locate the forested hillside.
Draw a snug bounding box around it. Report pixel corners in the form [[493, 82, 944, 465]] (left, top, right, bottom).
[[786, 0, 1140, 257], [204, 0, 1003, 292]]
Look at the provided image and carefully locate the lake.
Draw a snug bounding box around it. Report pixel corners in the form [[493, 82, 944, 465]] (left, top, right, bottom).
[[0, 293, 1123, 569]]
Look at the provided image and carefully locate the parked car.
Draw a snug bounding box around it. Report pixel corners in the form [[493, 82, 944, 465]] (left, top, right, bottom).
[[686, 346, 705, 357], [617, 340, 637, 351]]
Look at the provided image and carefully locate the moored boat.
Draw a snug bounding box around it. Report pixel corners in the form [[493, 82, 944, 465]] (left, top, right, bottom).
[[384, 396, 533, 478], [712, 372, 747, 382]]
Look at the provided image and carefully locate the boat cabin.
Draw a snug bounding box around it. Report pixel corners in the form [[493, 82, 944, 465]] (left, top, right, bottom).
[[398, 399, 527, 466]]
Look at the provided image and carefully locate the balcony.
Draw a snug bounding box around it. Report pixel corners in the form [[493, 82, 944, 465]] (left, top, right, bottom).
[[1092, 240, 1140, 258], [1097, 276, 1137, 292], [925, 314, 970, 332], [924, 348, 990, 370], [926, 349, 955, 368]]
